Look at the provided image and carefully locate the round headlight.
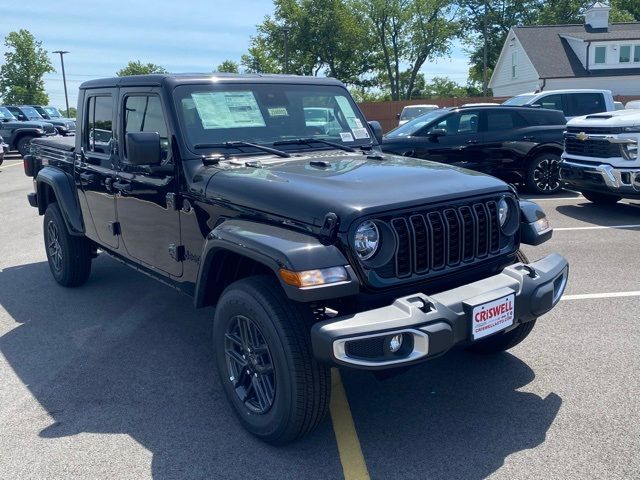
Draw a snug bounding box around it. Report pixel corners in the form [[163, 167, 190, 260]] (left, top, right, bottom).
[[354, 220, 379, 260], [498, 197, 509, 227]]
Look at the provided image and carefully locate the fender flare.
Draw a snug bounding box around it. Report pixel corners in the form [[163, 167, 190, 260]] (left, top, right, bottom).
[[10, 128, 42, 147], [36, 167, 85, 235], [526, 142, 563, 160], [194, 219, 359, 307]]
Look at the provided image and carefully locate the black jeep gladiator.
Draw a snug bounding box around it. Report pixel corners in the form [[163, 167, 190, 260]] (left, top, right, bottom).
[[24, 74, 568, 444]]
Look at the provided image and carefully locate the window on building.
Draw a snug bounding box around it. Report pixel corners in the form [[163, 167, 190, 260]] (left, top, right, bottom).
[[619, 45, 631, 63], [594, 46, 606, 64], [511, 51, 518, 78], [634, 45, 640, 63]]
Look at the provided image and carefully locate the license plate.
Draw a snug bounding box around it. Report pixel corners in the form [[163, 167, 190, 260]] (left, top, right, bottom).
[[471, 294, 515, 340]]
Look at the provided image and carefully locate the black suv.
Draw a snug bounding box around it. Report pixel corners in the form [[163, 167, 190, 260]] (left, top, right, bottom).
[[23, 74, 568, 444], [0, 106, 57, 156], [29, 105, 76, 136], [382, 106, 566, 194]]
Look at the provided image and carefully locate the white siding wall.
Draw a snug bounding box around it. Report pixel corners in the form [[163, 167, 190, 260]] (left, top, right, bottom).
[[589, 41, 640, 70], [490, 34, 541, 97], [545, 75, 640, 95]]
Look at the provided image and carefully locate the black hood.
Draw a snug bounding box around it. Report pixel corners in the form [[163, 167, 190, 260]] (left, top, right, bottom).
[[205, 151, 510, 231]]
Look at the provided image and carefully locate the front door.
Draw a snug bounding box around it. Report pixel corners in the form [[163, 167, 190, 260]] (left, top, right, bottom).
[[114, 90, 182, 277], [76, 91, 119, 249]]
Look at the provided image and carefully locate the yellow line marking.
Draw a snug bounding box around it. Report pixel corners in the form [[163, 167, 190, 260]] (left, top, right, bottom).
[[330, 368, 370, 480]]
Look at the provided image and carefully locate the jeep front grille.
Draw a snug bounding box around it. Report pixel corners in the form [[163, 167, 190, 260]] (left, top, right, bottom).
[[384, 199, 505, 279]]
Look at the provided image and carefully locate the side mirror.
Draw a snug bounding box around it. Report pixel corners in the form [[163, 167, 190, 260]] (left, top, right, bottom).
[[368, 121, 384, 144], [396, 113, 401, 120], [124, 132, 161, 166], [428, 128, 447, 137]]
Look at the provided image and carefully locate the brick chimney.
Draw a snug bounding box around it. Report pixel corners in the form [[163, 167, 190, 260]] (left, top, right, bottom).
[[584, 2, 611, 30]]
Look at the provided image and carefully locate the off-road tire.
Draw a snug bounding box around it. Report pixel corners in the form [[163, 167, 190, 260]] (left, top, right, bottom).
[[467, 250, 537, 354], [582, 190, 621, 205], [212, 275, 330, 445], [526, 152, 562, 195], [16, 135, 35, 157], [43, 203, 92, 287]]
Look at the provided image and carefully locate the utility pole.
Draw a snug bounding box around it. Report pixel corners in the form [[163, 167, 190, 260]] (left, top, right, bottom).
[[281, 27, 291, 74], [482, 0, 488, 96], [53, 51, 70, 117]]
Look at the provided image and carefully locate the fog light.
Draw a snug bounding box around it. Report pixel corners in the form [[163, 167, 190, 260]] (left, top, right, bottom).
[[388, 334, 403, 353]]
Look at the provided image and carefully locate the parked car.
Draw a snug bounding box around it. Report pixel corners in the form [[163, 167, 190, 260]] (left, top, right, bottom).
[[382, 105, 566, 194], [0, 135, 8, 165], [614, 101, 625, 111], [24, 73, 567, 445], [29, 105, 77, 135], [503, 89, 615, 120], [560, 109, 640, 203], [0, 106, 57, 156], [5, 105, 73, 137], [397, 104, 439, 126]]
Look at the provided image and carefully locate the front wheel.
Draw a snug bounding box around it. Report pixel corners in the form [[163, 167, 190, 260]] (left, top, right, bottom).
[[526, 153, 562, 194], [212, 276, 330, 445], [16, 135, 35, 157], [582, 191, 621, 205], [43, 203, 92, 287]]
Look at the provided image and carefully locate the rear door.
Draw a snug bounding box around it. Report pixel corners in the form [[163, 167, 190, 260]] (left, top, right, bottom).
[[479, 108, 530, 177], [114, 88, 182, 277], [76, 90, 119, 249]]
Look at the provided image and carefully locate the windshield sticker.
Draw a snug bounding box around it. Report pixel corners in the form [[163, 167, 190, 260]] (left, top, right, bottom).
[[340, 132, 354, 142], [191, 91, 266, 129], [268, 107, 289, 117], [351, 128, 370, 140], [335, 96, 360, 129], [354, 118, 363, 128]]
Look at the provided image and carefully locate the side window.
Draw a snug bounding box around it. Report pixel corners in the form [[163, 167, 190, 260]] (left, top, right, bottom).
[[486, 111, 523, 131], [86, 96, 113, 155], [532, 94, 564, 113], [568, 93, 605, 117], [124, 95, 170, 162], [432, 112, 479, 135]]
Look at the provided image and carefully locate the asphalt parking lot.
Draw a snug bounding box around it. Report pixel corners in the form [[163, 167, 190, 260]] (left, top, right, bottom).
[[1, 153, 639, 480]]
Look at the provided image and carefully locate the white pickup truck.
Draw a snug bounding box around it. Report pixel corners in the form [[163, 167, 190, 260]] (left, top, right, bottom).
[[559, 110, 640, 203], [504, 89, 615, 121]]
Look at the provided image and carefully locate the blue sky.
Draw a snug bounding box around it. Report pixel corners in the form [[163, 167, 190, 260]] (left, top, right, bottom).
[[1, 0, 469, 109]]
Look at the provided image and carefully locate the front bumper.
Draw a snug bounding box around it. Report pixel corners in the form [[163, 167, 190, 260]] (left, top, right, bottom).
[[311, 253, 568, 369], [560, 158, 640, 197]]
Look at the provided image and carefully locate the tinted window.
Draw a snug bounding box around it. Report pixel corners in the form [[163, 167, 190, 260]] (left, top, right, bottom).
[[486, 111, 524, 131], [124, 95, 170, 162], [433, 111, 479, 135], [532, 94, 563, 112], [86, 96, 113, 155], [568, 93, 605, 117], [520, 109, 565, 126], [6, 107, 25, 120], [0, 107, 16, 120], [385, 109, 449, 138]]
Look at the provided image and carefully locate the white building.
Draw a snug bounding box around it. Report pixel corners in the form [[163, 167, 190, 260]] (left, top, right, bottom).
[[489, 2, 640, 97]]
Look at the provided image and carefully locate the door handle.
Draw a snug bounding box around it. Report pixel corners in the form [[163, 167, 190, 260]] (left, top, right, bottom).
[[523, 136, 536, 141], [79, 172, 95, 186], [466, 139, 478, 144], [112, 180, 132, 193]]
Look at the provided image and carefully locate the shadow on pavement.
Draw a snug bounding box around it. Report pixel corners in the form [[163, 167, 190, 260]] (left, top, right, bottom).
[[0, 258, 341, 480], [556, 201, 640, 228], [342, 349, 561, 480]]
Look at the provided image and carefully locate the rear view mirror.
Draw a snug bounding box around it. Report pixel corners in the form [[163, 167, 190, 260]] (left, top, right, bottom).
[[428, 128, 447, 137], [368, 121, 384, 144], [124, 132, 161, 166]]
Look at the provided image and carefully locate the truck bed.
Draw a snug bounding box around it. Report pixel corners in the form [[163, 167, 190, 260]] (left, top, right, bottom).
[[31, 135, 76, 152]]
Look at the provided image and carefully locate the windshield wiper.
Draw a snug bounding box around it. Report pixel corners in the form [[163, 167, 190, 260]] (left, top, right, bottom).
[[273, 138, 356, 153], [193, 141, 290, 158]]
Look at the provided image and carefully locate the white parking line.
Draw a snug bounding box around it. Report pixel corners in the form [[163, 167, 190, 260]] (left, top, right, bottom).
[[562, 291, 640, 301], [525, 196, 584, 201], [555, 224, 640, 231]]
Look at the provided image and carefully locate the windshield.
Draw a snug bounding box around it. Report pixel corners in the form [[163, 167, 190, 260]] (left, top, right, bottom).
[[400, 106, 438, 121], [503, 94, 535, 106], [20, 106, 44, 119], [385, 109, 450, 138], [43, 107, 62, 118], [174, 83, 372, 153], [0, 107, 16, 120]]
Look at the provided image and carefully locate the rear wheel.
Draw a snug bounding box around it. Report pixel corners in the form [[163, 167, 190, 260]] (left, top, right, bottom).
[[582, 191, 621, 205], [43, 203, 92, 287], [16, 135, 35, 157], [212, 275, 330, 444], [526, 153, 562, 194], [468, 250, 537, 354]]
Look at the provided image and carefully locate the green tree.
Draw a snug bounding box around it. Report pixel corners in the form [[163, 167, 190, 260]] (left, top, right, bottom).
[[116, 60, 167, 76], [357, 0, 459, 100], [0, 30, 54, 104], [216, 60, 240, 73], [60, 106, 77, 118]]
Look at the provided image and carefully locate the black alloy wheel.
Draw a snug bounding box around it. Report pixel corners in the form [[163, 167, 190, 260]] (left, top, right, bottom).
[[528, 153, 562, 194], [47, 220, 64, 273], [225, 314, 276, 414]]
